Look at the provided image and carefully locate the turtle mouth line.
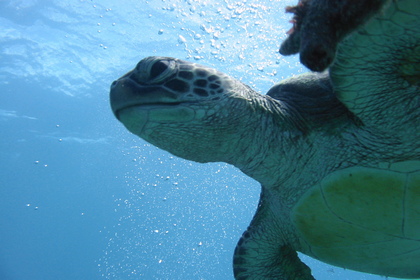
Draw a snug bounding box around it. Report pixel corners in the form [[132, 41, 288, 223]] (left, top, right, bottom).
[[114, 102, 183, 120]]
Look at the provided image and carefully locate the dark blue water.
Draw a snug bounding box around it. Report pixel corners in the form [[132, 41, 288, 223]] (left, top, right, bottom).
[[0, 1, 408, 279]]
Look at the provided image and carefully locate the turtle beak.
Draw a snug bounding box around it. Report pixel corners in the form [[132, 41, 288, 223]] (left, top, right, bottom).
[[110, 73, 177, 120]]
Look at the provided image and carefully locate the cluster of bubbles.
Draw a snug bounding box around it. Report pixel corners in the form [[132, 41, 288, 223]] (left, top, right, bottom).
[[154, 0, 304, 92], [99, 140, 259, 278]]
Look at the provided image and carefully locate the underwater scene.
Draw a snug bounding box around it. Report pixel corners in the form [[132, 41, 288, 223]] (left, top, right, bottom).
[[0, 0, 417, 279]]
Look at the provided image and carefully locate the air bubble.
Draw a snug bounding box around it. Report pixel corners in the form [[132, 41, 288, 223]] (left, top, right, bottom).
[[178, 35, 187, 44]]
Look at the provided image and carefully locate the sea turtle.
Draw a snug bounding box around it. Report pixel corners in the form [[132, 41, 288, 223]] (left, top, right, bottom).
[[109, 0, 419, 279]]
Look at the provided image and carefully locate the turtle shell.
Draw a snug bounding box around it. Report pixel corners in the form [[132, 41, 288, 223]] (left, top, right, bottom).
[[293, 160, 420, 277]]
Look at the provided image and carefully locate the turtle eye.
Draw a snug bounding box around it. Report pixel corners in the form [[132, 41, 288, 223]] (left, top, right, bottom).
[[134, 57, 177, 84], [150, 60, 169, 80], [147, 59, 176, 83]]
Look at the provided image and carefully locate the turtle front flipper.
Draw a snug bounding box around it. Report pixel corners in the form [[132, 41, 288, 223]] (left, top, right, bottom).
[[280, 0, 386, 71], [330, 0, 419, 133], [233, 189, 314, 280]]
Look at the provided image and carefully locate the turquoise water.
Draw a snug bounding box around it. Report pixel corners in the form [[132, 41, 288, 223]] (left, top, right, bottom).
[[0, 1, 408, 279]]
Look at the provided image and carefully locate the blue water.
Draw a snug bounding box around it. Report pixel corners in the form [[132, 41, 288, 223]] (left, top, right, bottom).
[[0, 1, 410, 279]]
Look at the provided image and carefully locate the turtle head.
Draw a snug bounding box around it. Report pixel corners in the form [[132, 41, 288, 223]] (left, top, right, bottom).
[[110, 56, 257, 163]]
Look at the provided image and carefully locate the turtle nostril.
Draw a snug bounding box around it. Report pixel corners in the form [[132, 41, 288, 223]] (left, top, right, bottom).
[[111, 80, 118, 88]]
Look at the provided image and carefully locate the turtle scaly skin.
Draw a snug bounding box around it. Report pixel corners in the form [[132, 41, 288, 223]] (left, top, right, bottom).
[[110, 0, 419, 279]]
